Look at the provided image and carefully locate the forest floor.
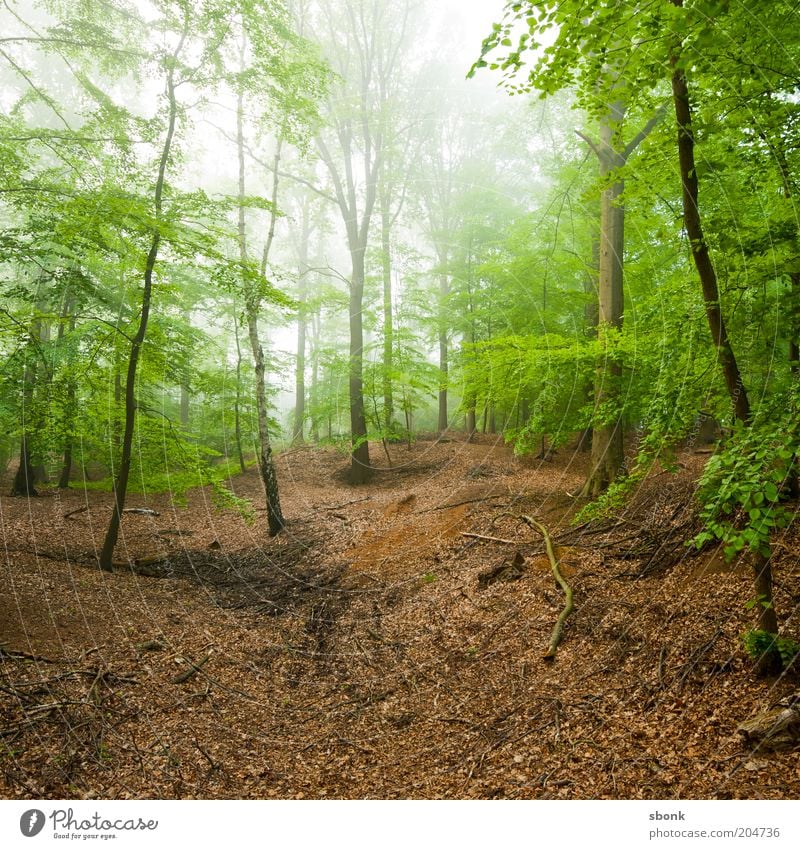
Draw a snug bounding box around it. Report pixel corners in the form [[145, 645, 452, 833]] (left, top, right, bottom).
[[1, 434, 799, 800]]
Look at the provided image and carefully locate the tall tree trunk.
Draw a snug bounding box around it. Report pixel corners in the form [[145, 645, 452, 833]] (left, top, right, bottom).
[[237, 77, 285, 535], [380, 187, 394, 433], [582, 100, 626, 497], [57, 298, 76, 489], [466, 407, 476, 439], [309, 309, 321, 444], [232, 306, 246, 475], [670, 4, 774, 672], [293, 202, 311, 445], [180, 305, 190, 429], [438, 269, 449, 433], [579, 96, 665, 494], [670, 51, 750, 423], [11, 314, 41, 497], [578, 231, 600, 452], [348, 244, 372, 482], [99, 38, 184, 572]]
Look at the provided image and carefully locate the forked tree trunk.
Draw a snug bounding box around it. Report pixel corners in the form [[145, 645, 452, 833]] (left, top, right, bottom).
[[580, 93, 666, 495], [582, 99, 626, 497]]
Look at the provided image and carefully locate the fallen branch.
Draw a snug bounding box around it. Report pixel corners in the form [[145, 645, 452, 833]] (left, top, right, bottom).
[[460, 532, 520, 545], [171, 654, 210, 684], [516, 514, 575, 661], [420, 495, 507, 513], [321, 497, 372, 511], [63, 505, 89, 519]]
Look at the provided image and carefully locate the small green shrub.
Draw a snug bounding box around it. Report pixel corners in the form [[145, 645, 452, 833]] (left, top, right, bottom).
[[742, 629, 800, 669]]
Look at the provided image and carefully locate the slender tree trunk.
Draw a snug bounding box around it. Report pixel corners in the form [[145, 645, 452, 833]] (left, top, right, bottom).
[[293, 204, 310, 445], [578, 231, 600, 452], [237, 79, 285, 535], [232, 306, 246, 475], [670, 4, 774, 672], [438, 270, 449, 433], [380, 188, 394, 433], [670, 51, 750, 423], [180, 306, 190, 429], [310, 309, 321, 444], [99, 63, 180, 570]]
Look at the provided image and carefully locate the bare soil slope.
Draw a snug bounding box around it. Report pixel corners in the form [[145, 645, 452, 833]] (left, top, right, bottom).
[[1, 437, 799, 799]]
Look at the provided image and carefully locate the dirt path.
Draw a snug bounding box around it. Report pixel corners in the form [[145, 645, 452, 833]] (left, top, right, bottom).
[[1, 437, 799, 799]]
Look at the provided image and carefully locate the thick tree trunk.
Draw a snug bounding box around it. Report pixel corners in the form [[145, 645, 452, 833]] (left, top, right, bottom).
[[348, 246, 372, 482], [11, 315, 40, 496], [582, 102, 626, 497], [11, 436, 37, 497], [57, 304, 77, 489]]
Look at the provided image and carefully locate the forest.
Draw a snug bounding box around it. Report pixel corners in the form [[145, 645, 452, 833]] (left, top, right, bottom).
[[1, 0, 799, 801]]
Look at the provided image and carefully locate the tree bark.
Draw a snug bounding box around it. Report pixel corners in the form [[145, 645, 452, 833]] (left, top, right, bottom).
[[57, 298, 76, 489], [670, 0, 773, 672], [578, 232, 600, 452], [99, 36, 183, 571], [380, 185, 394, 433], [670, 48, 750, 423], [11, 312, 41, 496], [232, 306, 246, 475], [348, 244, 372, 481], [237, 77, 285, 534], [292, 202, 310, 445], [438, 269, 449, 433], [582, 99, 626, 497]]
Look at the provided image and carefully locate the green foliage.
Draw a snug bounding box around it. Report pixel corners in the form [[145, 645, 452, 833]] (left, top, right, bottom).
[[693, 408, 799, 560], [742, 629, 800, 670]]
